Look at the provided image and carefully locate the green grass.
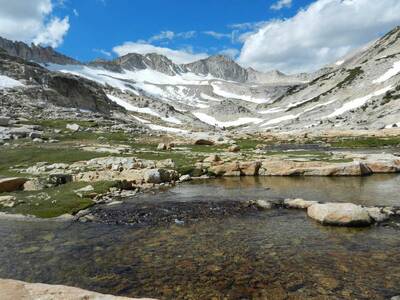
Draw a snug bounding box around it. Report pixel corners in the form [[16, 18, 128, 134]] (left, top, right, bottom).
[[23, 119, 100, 129], [1, 181, 117, 218], [331, 137, 400, 148], [0, 145, 111, 176]]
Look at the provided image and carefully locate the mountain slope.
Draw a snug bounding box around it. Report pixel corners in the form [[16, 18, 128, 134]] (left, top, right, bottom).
[[1, 27, 400, 132]]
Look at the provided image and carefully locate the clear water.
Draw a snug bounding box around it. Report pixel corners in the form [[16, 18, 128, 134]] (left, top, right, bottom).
[[0, 176, 400, 300]]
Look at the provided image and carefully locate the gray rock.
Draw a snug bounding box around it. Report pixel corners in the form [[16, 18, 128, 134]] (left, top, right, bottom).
[[179, 174, 192, 182], [0, 195, 17, 208], [66, 123, 80, 132], [48, 174, 73, 186], [284, 198, 319, 209], [0, 117, 11, 126], [307, 203, 372, 226], [366, 207, 389, 223]]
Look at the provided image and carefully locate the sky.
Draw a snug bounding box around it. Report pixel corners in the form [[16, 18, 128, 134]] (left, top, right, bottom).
[[0, 0, 400, 74]]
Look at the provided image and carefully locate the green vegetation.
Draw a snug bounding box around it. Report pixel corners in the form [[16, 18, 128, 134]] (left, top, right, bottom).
[[0, 145, 109, 176], [331, 137, 400, 148], [23, 119, 100, 129], [1, 181, 117, 218]]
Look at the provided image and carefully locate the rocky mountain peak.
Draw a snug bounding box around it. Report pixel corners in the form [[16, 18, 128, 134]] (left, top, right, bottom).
[[184, 54, 248, 82], [0, 36, 79, 65]]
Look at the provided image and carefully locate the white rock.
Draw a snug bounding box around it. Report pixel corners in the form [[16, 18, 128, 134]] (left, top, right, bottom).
[[307, 203, 372, 226], [284, 198, 318, 209], [366, 207, 389, 223], [66, 123, 80, 132], [179, 174, 192, 182]]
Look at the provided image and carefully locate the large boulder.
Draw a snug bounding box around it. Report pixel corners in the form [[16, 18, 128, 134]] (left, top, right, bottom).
[[259, 160, 372, 176], [0, 278, 155, 300], [307, 203, 372, 226], [194, 139, 214, 146], [0, 117, 11, 127], [0, 177, 27, 193], [239, 161, 261, 176]]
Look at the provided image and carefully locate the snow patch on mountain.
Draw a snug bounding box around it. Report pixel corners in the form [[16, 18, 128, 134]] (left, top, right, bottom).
[[373, 61, 400, 83], [193, 112, 263, 128], [0, 75, 24, 89], [211, 82, 270, 104], [325, 86, 393, 118]]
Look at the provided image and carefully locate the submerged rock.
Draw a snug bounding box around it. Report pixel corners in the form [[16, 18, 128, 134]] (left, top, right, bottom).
[[307, 203, 372, 226]]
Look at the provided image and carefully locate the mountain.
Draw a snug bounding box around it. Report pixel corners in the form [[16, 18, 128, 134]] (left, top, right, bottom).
[[184, 55, 249, 82], [0, 27, 399, 133], [0, 37, 79, 65]]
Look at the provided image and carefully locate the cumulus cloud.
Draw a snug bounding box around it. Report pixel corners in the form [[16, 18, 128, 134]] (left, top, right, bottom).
[[238, 0, 400, 74], [270, 0, 292, 10], [33, 16, 70, 48], [113, 42, 208, 64], [219, 48, 240, 59], [0, 0, 70, 47]]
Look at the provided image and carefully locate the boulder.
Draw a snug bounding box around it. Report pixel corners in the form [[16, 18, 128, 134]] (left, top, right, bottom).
[[307, 203, 372, 226], [259, 160, 372, 176], [365, 207, 389, 223], [0, 278, 155, 300], [23, 179, 45, 191], [0, 177, 27, 193], [194, 139, 214, 146], [66, 123, 80, 132], [29, 131, 43, 139], [157, 143, 167, 150], [228, 145, 240, 152], [284, 198, 318, 209], [203, 154, 221, 163], [250, 200, 273, 210], [209, 162, 241, 177], [0, 117, 11, 127], [179, 174, 192, 182], [0, 195, 17, 208], [239, 161, 261, 176], [48, 174, 73, 186]]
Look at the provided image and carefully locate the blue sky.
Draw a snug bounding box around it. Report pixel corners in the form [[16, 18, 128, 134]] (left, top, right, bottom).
[[1, 0, 400, 73], [55, 0, 313, 62]]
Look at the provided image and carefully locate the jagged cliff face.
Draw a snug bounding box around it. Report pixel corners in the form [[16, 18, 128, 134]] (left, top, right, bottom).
[[0, 50, 120, 114], [0, 27, 399, 133], [0, 37, 79, 65]]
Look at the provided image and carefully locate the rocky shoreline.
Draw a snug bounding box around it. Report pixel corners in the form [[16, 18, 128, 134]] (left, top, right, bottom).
[[0, 279, 155, 300]]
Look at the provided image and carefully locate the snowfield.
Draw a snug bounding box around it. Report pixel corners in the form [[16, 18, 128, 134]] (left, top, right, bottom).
[[325, 86, 393, 118], [373, 61, 400, 84], [211, 82, 270, 104], [0, 75, 24, 89], [193, 112, 263, 128]]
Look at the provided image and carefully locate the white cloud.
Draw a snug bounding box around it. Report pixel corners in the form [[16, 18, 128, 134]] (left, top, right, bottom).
[[148, 30, 196, 43], [113, 42, 208, 64], [203, 31, 231, 39], [238, 0, 400, 74], [33, 16, 70, 48], [0, 0, 70, 47], [270, 0, 292, 10], [73, 9, 79, 17], [219, 48, 240, 59]]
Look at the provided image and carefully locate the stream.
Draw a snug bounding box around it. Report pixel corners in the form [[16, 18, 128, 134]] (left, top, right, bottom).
[[1, 175, 400, 299]]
